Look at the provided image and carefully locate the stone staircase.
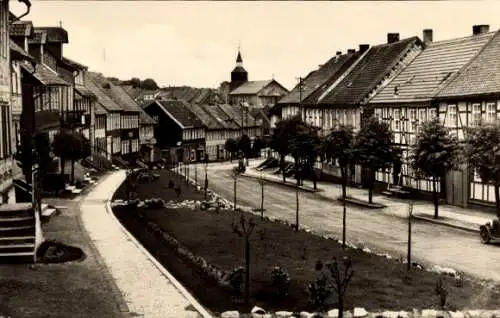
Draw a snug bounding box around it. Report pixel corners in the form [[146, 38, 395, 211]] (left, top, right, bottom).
[[0, 203, 43, 262]]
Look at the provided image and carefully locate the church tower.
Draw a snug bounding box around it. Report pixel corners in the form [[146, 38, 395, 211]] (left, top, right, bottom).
[[230, 49, 248, 92]]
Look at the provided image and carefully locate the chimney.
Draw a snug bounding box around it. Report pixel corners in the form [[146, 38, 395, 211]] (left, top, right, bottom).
[[423, 29, 433, 44], [387, 33, 400, 44], [359, 44, 370, 53], [336, 51, 342, 56], [473, 24, 490, 35], [347, 49, 355, 54]]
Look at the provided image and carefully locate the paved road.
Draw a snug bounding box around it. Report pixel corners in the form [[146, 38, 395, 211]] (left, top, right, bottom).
[[187, 163, 500, 282]]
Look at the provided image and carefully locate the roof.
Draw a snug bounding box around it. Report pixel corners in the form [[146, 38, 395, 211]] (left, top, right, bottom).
[[184, 103, 222, 130], [87, 72, 139, 113], [370, 32, 495, 104], [60, 57, 87, 70], [20, 61, 70, 86], [10, 40, 34, 63], [10, 20, 33, 37], [94, 102, 108, 115], [217, 104, 259, 128], [153, 100, 204, 129], [28, 30, 47, 44], [139, 108, 156, 125], [204, 105, 239, 130], [279, 52, 361, 105], [318, 37, 420, 106], [83, 72, 123, 112], [75, 85, 97, 99], [229, 80, 272, 95], [250, 108, 271, 126], [34, 27, 69, 43], [435, 30, 500, 99], [35, 110, 61, 132]]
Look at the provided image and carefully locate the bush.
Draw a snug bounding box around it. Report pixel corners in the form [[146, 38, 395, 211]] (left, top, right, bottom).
[[228, 266, 245, 296], [307, 275, 332, 310], [270, 265, 290, 299]]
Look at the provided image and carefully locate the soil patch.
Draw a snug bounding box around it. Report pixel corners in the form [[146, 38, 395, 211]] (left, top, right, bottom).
[[113, 169, 500, 314]]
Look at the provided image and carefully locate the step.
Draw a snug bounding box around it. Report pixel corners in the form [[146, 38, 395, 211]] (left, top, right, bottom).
[[0, 251, 34, 257], [41, 203, 49, 211], [41, 208, 57, 218], [0, 216, 33, 222], [0, 243, 34, 249], [0, 236, 35, 244], [0, 227, 36, 238], [0, 225, 35, 231]]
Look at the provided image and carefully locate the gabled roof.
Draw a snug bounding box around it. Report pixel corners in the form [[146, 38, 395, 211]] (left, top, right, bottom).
[[229, 80, 272, 95], [87, 72, 139, 113], [10, 40, 34, 63], [370, 32, 495, 104], [206, 105, 239, 130], [318, 37, 420, 106], [94, 102, 108, 115], [217, 104, 259, 128], [150, 100, 204, 129], [435, 30, 500, 99], [60, 57, 87, 70], [75, 85, 97, 100], [279, 52, 361, 105], [83, 72, 122, 112], [184, 103, 222, 130], [34, 27, 69, 43], [20, 61, 70, 86], [10, 20, 33, 37]]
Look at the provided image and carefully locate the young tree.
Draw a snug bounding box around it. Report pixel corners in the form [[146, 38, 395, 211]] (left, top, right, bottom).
[[225, 138, 238, 162], [411, 118, 460, 218], [270, 115, 303, 183], [252, 136, 266, 158], [354, 116, 397, 203], [322, 125, 355, 249], [238, 134, 252, 164], [466, 122, 500, 217], [302, 126, 321, 190], [52, 130, 74, 182], [232, 214, 256, 305], [67, 134, 91, 184]]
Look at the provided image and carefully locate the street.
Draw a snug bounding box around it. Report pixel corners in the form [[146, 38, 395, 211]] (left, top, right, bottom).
[[187, 162, 500, 283]]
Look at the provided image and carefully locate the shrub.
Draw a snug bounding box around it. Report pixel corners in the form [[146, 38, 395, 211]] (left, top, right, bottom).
[[168, 180, 175, 188], [270, 265, 290, 299], [228, 266, 245, 296], [307, 275, 331, 310]]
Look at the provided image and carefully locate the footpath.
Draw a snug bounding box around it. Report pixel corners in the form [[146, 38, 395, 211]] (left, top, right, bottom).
[[241, 160, 493, 234]]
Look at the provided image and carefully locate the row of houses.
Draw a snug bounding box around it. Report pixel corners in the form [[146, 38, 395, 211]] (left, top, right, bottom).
[[142, 99, 266, 162], [275, 25, 500, 209], [2, 6, 159, 205]]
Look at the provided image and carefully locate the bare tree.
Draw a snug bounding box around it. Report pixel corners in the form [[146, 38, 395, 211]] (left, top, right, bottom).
[[232, 214, 257, 305]]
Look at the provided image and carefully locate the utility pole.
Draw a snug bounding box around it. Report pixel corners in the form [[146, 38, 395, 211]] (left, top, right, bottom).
[[296, 76, 304, 121], [407, 202, 413, 272]]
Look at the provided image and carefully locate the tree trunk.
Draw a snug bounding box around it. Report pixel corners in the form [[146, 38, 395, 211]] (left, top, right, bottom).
[[310, 161, 317, 190], [244, 238, 251, 305], [71, 160, 75, 184], [280, 155, 286, 183], [495, 184, 500, 218], [338, 296, 344, 318], [368, 168, 375, 204], [233, 176, 237, 212], [261, 181, 264, 219], [296, 164, 300, 232], [60, 158, 66, 181], [341, 165, 347, 250], [433, 176, 439, 219]]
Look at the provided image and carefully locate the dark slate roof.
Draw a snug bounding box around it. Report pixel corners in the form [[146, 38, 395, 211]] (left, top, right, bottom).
[[370, 32, 495, 104], [94, 102, 108, 115], [28, 30, 46, 44], [34, 27, 68, 43], [84, 72, 122, 112], [75, 85, 97, 99], [318, 37, 420, 106], [435, 30, 500, 99], [154, 100, 204, 129], [205, 105, 239, 130], [20, 61, 70, 86], [88, 72, 139, 113], [184, 103, 222, 130], [60, 57, 87, 70], [230, 80, 271, 95], [218, 104, 259, 128], [279, 52, 361, 105], [10, 20, 33, 37], [35, 110, 61, 132]]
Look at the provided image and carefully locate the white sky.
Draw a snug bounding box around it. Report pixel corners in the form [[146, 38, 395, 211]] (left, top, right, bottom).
[[9, 1, 500, 90]]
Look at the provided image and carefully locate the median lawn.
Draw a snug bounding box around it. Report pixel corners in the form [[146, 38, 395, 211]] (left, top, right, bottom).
[[112, 169, 500, 314]]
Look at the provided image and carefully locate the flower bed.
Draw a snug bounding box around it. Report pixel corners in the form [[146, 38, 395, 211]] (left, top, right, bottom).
[[112, 169, 500, 314]]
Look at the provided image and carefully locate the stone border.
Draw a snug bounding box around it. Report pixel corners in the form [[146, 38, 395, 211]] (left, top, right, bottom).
[[104, 170, 215, 318]]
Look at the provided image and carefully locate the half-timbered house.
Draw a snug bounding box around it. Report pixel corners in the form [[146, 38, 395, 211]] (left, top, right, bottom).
[[367, 26, 495, 204], [433, 26, 500, 207]]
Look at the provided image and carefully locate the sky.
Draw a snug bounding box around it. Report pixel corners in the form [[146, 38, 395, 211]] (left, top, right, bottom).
[[9, 1, 500, 90]]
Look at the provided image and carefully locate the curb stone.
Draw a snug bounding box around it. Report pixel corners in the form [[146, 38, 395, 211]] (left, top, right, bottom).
[[412, 215, 479, 234], [240, 173, 320, 193]]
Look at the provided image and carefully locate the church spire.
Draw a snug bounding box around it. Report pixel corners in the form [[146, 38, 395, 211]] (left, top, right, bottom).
[[236, 50, 243, 64]]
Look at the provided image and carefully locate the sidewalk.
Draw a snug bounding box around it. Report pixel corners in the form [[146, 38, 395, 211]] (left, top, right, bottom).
[[244, 160, 492, 234], [80, 170, 213, 318]]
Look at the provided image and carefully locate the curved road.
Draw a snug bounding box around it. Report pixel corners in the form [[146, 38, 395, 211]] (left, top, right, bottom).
[[191, 163, 500, 283]]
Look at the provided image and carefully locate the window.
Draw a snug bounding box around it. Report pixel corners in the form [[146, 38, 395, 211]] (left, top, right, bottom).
[[0, 2, 7, 58], [410, 109, 417, 132], [419, 109, 427, 122], [447, 104, 457, 127], [472, 103, 481, 126], [428, 108, 437, 120], [487, 102, 496, 123], [394, 109, 400, 131]]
